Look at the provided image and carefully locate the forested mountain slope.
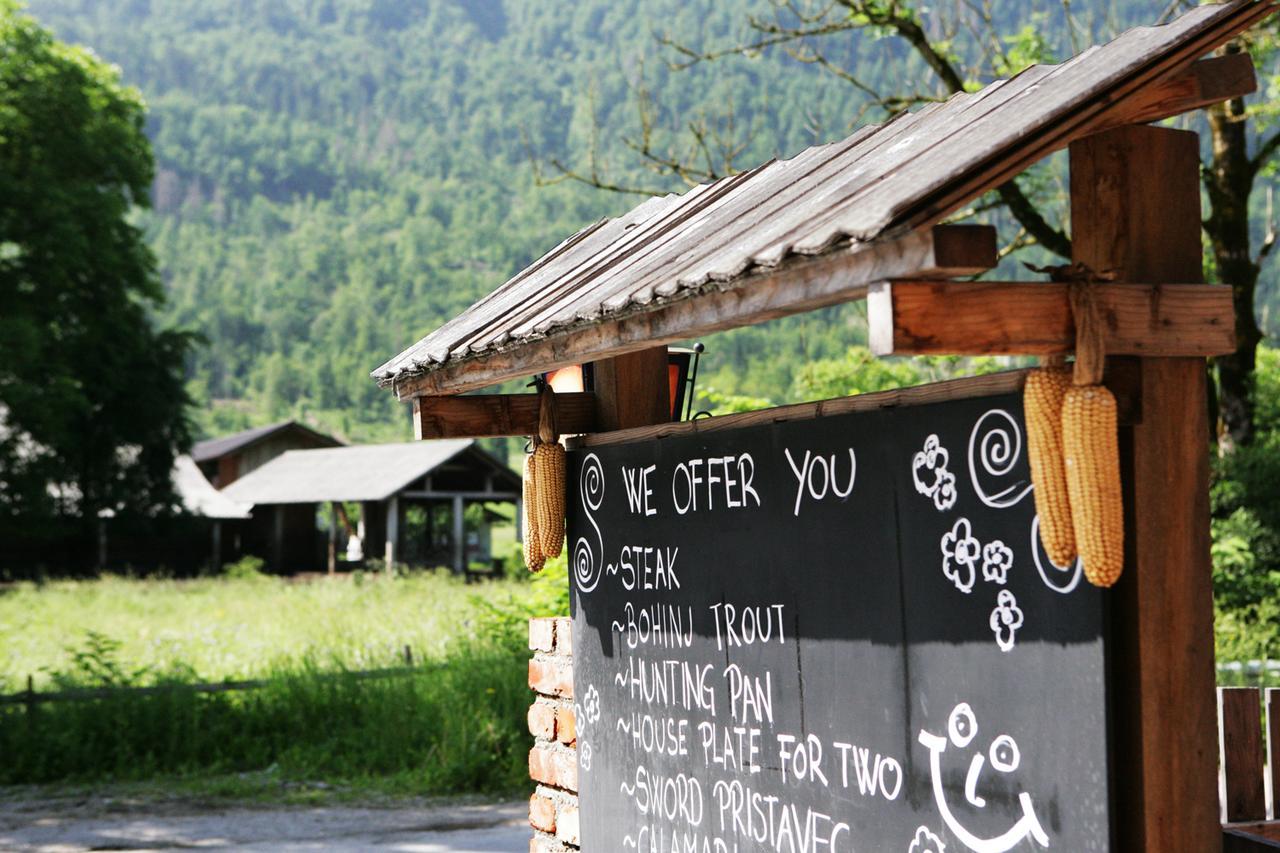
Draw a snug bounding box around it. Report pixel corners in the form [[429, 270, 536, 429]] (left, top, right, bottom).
[[22, 0, 1186, 440]]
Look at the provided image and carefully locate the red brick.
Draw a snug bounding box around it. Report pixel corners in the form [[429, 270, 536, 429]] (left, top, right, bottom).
[[556, 805, 580, 846], [555, 705, 576, 745], [529, 835, 564, 853], [553, 618, 573, 656], [528, 618, 555, 652], [529, 794, 556, 833], [529, 745, 578, 791], [528, 658, 573, 698], [528, 701, 556, 740]]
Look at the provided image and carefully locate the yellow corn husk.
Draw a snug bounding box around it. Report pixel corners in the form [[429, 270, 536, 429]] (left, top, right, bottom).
[[523, 451, 545, 572], [1062, 384, 1124, 588], [533, 440, 566, 558], [1025, 367, 1077, 566]]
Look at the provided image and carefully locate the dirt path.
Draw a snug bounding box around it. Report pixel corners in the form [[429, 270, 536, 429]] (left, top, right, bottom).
[[0, 790, 528, 852]]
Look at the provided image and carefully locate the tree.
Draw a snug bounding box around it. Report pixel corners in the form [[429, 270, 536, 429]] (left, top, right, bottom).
[[0, 1, 192, 535], [543, 0, 1279, 448]]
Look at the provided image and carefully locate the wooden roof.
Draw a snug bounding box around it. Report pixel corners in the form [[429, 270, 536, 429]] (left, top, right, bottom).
[[373, 1, 1270, 399], [191, 420, 342, 463]]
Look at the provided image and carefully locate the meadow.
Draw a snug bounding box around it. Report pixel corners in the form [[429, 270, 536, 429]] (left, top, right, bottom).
[[0, 561, 569, 794]]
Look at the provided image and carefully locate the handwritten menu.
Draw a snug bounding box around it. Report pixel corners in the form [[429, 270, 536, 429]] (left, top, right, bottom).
[[567, 392, 1112, 852]]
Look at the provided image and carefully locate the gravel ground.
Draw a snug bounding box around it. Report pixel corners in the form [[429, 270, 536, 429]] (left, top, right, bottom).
[[0, 790, 529, 852]]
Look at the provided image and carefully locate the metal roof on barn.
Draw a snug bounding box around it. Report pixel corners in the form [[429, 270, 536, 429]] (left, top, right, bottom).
[[220, 440, 519, 505], [372, 0, 1270, 397]]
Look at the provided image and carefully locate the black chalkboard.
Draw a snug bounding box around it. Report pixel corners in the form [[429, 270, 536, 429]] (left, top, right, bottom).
[[567, 391, 1111, 853]]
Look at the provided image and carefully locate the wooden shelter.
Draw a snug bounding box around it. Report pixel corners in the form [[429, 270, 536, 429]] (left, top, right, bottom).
[[222, 440, 521, 574], [372, 3, 1276, 850]]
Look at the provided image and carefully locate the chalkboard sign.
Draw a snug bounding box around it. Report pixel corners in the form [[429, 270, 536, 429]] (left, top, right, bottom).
[[567, 390, 1111, 852]]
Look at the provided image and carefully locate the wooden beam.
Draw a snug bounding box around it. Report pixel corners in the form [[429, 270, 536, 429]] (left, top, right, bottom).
[[1071, 125, 1220, 853], [1092, 52, 1257, 136], [593, 346, 671, 432], [413, 392, 597, 439], [393, 224, 997, 399], [868, 280, 1235, 357]]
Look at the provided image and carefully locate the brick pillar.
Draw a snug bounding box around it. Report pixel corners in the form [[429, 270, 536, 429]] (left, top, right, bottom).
[[528, 617, 579, 852]]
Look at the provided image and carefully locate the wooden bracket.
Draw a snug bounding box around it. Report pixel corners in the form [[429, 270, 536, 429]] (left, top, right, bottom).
[[868, 280, 1235, 358], [1092, 52, 1257, 137], [412, 392, 597, 440]]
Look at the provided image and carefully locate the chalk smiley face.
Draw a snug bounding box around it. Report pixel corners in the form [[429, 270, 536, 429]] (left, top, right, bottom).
[[918, 703, 1050, 853]]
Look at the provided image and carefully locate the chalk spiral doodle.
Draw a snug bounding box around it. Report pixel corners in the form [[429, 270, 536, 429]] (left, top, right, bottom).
[[967, 409, 1033, 509], [574, 453, 606, 593], [1030, 515, 1083, 594]]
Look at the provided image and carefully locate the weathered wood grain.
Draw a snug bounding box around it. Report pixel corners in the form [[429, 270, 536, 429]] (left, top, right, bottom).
[[1221, 687, 1268, 823], [1072, 125, 1221, 853], [412, 392, 597, 439], [868, 280, 1235, 357], [592, 347, 670, 432], [1093, 52, 1257, 134]]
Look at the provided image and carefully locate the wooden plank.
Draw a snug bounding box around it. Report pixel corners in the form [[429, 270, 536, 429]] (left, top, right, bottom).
[[899, 0, 1274, 238], [1092, 52, 1257, 135], [1268, 689, 1280, 819], [571, 370, 1025, 449], [1222, 687, 1268, 823], [1225, 827, 1280, 852], [868, 280, 1235, 357], [412, 392, 597, 439], [568, 363, 1143, 449], [1071, 124, 1221, 853], [592, 347, 671, 432], [393, 225, 997, 398]]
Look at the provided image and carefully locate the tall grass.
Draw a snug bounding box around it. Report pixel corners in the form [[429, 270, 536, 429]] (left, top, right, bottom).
[[0, 646, 529, 790], [0, 563, 569, 792], [0, 570, 532, 691]]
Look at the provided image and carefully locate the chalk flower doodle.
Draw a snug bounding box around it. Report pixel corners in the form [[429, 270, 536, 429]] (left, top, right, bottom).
[[578, 740, 593, 771], [912, 434, 957, 511], [967, 410, 1033, 510], [941, 518, 981, 593], [573, 453, 606, 593], [908, 826, 946, 853], [581, 684, 601, 727], [918, 703, 1049, 853], [980, 541, 1013, 586], [989, 589, 1024, 652]]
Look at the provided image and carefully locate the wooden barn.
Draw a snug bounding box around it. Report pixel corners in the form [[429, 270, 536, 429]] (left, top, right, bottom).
[[221, 440, 521, 574], [191, 420, 342, 489]]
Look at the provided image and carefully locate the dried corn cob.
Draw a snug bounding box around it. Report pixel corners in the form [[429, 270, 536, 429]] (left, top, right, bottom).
[[522, 450, 544, 572], [534, 440, 566, 558], [1062, 384, 1123, 587], [1025, 367, 1077, 566], [1060, 281, 1123, 588]]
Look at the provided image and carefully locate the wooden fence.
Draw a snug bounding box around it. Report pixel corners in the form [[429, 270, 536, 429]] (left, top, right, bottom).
[[1220, 686, 1280, 850], [0, 646, 426, 711]]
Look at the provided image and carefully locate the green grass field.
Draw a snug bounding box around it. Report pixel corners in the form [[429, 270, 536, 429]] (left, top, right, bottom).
[[0, 570, 536, 692], [0, 562, 569, 794]]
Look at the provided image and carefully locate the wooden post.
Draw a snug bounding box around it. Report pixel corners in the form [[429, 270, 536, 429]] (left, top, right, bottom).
[[327, 502, 337, 575], [1268, 688, 1280, 819], [452, 494, 465, 574], [272, 505, 285, 572], [593, 346, 671, 432], [1220, 687, 1267, 823], [1070, 124, 1219, 852], [384, 495, 398, 571], [211, 520, 222, 571]]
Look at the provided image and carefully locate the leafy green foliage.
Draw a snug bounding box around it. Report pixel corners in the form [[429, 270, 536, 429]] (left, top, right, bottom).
[[0, 1, 193, 530], [1214, 344, 1280, 661]]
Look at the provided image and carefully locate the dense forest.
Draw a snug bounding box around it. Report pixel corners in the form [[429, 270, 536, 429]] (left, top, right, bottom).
[[21, 0, 1276, 442]]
